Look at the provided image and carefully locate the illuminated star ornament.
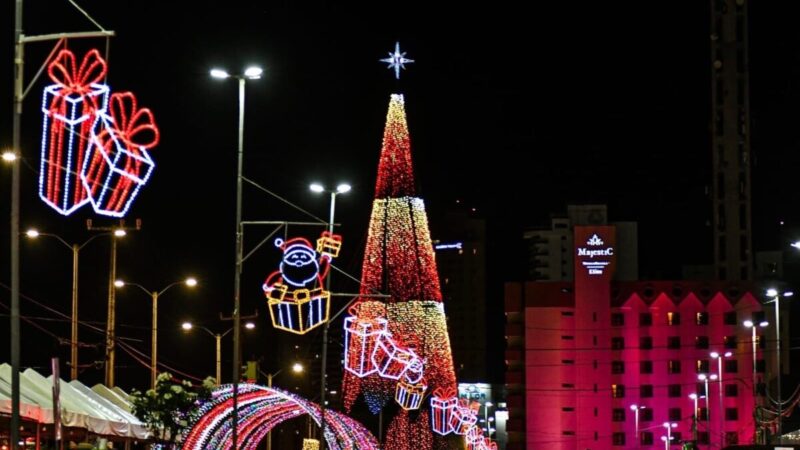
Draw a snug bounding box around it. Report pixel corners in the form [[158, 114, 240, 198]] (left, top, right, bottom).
[[380, 42, 414, 79]]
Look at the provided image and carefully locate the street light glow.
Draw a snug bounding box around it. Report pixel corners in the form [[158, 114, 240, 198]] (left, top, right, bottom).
[[182, 322, 192, 331], [785, 292, 794, 297], [744, 320, 754, 328], [689, 393, 697, 400], [113, 229, 126, 237], [710, 351, 719, 358], [244, 67, 263, 79], [245, 322, 256, 330], [114, 280, 125, 288], [336, 183, 352, 194], [25, 229, 39, 238], [724, 351, 733, 357], [310, 183, 325, 193], [292, 362, 304, 373], [2, 151, 17, 162], [760, 320, 769, 327], [185, 277, 198, 287], [210, 68, 230, 79], [767, 288, 778, 297]]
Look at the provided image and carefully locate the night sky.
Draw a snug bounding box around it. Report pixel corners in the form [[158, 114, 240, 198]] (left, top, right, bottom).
[[2, 2, 800, 391]]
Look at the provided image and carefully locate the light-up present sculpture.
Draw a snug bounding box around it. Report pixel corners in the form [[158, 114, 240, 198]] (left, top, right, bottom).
[[448, 399, 480, 435], [343, 308, 388, 377], [430, 387, 458, 435], [39, 49, 109, 215], [371, 333, 419, 380], [394, 378, 426, 411], [81, 92, 159, 217]]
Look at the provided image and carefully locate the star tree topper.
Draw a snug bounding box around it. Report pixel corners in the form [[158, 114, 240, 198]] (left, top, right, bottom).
[[380, 42, 414, 79]]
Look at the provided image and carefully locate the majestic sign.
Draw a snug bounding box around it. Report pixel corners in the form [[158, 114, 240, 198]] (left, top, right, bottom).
[[576, 233, 615, 276]]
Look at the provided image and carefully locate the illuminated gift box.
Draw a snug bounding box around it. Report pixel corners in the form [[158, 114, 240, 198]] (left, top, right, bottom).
[[430, 387, 458, 435], [39, 49, 109, 216], [81, 92, 158, 217], [268, 287, 330, 335], [343, 312, 388, 377], [302, 439, 320, 450], [371, 334, 417, 380], [394, 379, 426, 410], [449, 399, 479, 435], [316, 231, 343, 258], [465, 425, 484, 449]]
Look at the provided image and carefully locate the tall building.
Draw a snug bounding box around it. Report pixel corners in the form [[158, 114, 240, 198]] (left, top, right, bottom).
[[523, 205, 638, 281], [505, 225, 764, 450], [711, 0, 753, 281], [433, 206, 488, 382]]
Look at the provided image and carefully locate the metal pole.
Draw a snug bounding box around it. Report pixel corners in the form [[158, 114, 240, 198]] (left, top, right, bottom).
[[11, 0, 23, 447], [105, 234, 118, 387], [718, 357, 724, 448], [693, 397, 698, 444], [634, 409, 639, 449], [151, 291, 158, 389], [70, 244, 79, 380], [775, 296, 782, 443], [267, 373, 273, 450], [319, 191, 336, 449], [751, 326, 758, 444], [216, 334, 222, 385], [232, 76, 246, 450]]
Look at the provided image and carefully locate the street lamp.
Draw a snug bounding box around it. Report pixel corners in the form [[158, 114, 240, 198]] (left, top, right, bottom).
[[116, 278, 197, 388], [24, 228, 117, 380], [698, 373, 717, 429], [1, 150, 17, 162], [711, 350, 733, 445], [766, 287, 792, 442], [744, 319, 768, 444], [689, 394, 703, 444], [310, 182, 350, 449], [181, 320, 254, 385], [662, 422, 677, 450], [211, 64, 262, 450], [265, 362, 305, 450], [630, 404, 645, 447]]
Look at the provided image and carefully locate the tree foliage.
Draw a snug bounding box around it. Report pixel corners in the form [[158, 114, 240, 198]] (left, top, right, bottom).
[[130, 372, 216, 448]]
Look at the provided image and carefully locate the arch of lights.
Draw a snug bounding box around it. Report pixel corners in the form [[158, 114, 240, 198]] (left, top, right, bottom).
[[181, 384, 379, 450]]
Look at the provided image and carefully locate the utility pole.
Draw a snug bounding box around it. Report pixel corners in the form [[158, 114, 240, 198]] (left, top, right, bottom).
[[87, 218, 140, 387], [220, 310, 259, 383]]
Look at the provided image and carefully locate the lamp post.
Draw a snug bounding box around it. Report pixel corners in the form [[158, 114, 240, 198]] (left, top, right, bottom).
[[181, 321, 255, 385], [310, 182, 350, 449], [265, 362, 304, 450], [766, 288, 792, 443], [25, 228, 114, 380], [484, 401, 493, 437], [711, 351, 732, 446], [211, 65, 262, 450], [116, 278, 197, 388], [698, 372, 717, 445], [744, 319, 768, 443], [630, 404, 645, 448], [662, 422, 677, 450], [689, 394, 700, 444]]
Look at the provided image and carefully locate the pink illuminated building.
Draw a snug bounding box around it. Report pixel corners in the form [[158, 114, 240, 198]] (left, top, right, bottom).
[[505, 225, 765, 450]]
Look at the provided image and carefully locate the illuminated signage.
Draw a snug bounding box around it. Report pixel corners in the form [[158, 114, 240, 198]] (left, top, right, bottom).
[[576, 234, 614, 276]]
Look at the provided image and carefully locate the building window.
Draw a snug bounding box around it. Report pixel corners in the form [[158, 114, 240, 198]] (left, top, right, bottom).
[[611, 337, 625, 350], [561, 335, 574, 340], [612, 408, 625, 422], [669, 408, 682, 422], [640, 385, 653, 398], [667, 312, 680, 326], [562, 360, 574, 365], [756, 359, 766, 373], [668, 384, 681, 397], [726, 408, 738, 421], [611, 384, 625, 398], [699, 432, 710, 444], [696, 312, 709, 325], [562, 407, 575, 412], [668, 336, 681, 349], [640, 336, 653, 350], [725, 360, 738, 373], [672, 432, 682, 443], [612, 361, 625, 374], [640, 313, 653, 326], [698, 407, 708, 421], [563, 431, 576, 436], [640, 361, 653, 374], [724, 336, 737, 349], [697, 359, 710, 373], [668, 360, 681, 374], [561, 311, 574, 317], [562, 383, 575, 389], [611, 313, 624, 326], [593, 336, 598, 346], [724, 311, 737, 325], [725, 384, 738, 397], [641, 408, 653, 421], [612, 432, 626, 446], [696, 336, 709, 349], [641, 432, 654, 445], [725, 432, 738, 445]]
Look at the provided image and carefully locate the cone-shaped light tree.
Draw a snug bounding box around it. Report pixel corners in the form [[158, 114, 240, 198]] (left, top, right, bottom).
[[342, 94, 458, 450]]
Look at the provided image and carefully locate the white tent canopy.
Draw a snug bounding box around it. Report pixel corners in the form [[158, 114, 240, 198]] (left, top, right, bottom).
[[0, 364, 149, 440]]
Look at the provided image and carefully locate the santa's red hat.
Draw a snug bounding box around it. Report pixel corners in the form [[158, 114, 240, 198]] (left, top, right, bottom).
[[275, 237, 315, 258]]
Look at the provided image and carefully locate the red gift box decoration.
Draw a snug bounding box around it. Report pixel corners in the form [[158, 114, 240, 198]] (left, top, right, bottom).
[[448, 398, 479, 435], [371, 333, 419, 380], [82, 92, 159, 217], [343, 309, 388, 377], [430, 387, 458, 435], [39, 49, 109, 215], [394, 378, 427, 410]]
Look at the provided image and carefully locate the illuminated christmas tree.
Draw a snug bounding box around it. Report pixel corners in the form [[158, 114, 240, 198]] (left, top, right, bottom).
[[342, 94, 458, 450]]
